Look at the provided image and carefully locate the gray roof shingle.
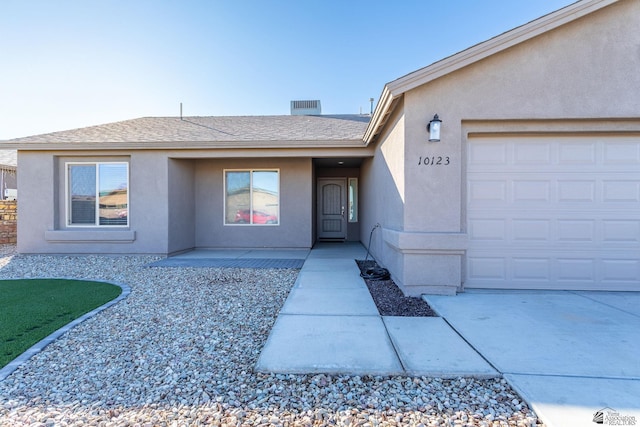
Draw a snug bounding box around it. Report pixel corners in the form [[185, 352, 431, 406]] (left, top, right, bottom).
[[5, 115, 370, 144]]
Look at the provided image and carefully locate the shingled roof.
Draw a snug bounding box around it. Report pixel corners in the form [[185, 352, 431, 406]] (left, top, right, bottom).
[[5, 115, 370, 147]]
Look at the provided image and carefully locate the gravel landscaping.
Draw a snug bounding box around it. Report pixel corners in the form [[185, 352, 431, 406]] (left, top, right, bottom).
[[357, 260, 438, 317], [0, 245, 544, 426]]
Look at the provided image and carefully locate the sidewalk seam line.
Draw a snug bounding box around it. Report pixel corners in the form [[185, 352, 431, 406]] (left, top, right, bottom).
[[569, 290, 640, 320], [440, 317, 502, 375], [503, 372, 640, 381], [380, 316, 408, 373]]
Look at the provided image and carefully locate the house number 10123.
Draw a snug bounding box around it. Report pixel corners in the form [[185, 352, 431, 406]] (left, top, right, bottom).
[[418, 156, 450, 166]]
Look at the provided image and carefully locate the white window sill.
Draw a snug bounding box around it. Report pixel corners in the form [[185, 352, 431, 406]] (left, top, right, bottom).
[[45, 230, 136, 243]]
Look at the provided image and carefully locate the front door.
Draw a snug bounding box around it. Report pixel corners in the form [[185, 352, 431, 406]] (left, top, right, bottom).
[[317, 178, 347, 240]]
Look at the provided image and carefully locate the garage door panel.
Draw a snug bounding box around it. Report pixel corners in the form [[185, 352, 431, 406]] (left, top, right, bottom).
[[602, 180, 640, 202], [470, 177, 639, 203], [469, 137, 640, 172], [558, 142, 596, 164], [514, 142, 551, 164], [471, 214, 637, 246], [603, 220, 640, 242], [513, 219, 550, 241], [512, 258, 550, 280], [468, 180, 507, 203], [466, 136, 640, 291], [603, 142, 640, 164], [468, 174, 639, 207], [468, 250, 638, 287], [557, 258, 595, 281], [513, 180, 551, 201], [468, 257, 507, 280], [468, 141, 508, 165], [557, 180, 595, 202], [469, 218, 506, 241], [602, 259, 640, 282], [557, 220, 595, 242]]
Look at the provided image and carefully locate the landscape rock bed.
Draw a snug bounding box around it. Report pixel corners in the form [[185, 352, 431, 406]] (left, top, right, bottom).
[[356, 260, 438, 317], [0, 246, 543, 426]]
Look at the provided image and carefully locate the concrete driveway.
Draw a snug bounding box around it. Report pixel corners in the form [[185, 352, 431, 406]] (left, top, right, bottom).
[[424, 290, 640, 427]]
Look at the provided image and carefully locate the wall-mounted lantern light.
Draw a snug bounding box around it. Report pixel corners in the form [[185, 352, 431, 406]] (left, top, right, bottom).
[[427, 114, 442, 142]]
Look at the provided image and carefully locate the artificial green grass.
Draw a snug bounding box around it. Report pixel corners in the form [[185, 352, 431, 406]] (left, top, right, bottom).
[[0, 279, 122, 368]]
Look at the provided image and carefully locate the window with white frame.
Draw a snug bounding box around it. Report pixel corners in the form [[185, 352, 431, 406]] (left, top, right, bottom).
[[67, 162, 129, 226], [225, 169, 279, 225]]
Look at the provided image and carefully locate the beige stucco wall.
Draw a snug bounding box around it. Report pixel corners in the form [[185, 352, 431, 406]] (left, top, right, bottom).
[[366, 0, 640, 295], [168, 158, 196, 254], [17, 151, 315, 253], [18, 151, 170, 254], [194, 157, 313, 249], [17, 152, 55, 253], [360, 99, 407, 281], [130, 152, 172, 253]]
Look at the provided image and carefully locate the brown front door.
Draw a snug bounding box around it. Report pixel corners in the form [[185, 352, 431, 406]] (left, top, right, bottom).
[[317, 178, 347, 240]]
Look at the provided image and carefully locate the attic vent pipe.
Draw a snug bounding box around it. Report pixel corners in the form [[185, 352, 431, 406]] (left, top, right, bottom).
[[291, 100, 321, 115]]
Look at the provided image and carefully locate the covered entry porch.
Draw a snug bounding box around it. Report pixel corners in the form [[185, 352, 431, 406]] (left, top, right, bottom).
[[314, 158, 364, 243]]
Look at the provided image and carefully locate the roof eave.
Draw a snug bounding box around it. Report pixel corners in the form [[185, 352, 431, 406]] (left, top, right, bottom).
[[2, 138, 369, 151], [363, 0, 618, 145], [363, 85, 398, 144]]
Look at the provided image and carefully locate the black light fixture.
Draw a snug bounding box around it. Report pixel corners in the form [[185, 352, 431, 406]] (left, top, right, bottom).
[[427, 114, 442, 142]]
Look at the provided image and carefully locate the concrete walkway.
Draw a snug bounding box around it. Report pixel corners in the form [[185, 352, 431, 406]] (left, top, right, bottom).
[[424, 290, 640, 427], [167, 243, 640, 427], [255, 242, 497, 377]]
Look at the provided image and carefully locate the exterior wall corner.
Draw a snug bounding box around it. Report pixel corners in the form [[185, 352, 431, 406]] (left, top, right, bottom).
[[380, 228, 465, 296]]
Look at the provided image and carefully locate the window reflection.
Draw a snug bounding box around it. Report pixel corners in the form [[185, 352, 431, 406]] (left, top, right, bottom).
[[225, 170, 279, 225], [69, 165, 96, 224], [68, 162, 128, 226], [98, 164, 128, 225]]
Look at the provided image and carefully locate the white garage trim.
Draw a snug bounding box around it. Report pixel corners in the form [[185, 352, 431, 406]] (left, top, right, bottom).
[[465, 134, 640, 291]]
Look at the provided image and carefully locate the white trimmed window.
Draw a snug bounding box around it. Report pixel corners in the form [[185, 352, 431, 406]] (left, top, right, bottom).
[[225, 169, 279, 225], [66, 162, 129, 227]]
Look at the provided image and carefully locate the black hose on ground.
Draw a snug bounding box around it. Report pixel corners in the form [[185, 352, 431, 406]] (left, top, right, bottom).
[[361, 266, 390, 280], [361, 223, 390, 280]]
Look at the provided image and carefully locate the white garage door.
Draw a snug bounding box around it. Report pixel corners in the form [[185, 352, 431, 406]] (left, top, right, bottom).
[[466, 135, 640, 290]]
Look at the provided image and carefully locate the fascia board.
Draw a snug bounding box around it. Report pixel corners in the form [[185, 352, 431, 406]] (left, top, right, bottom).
[[165, 146, 377, 159], [3, 138, 370, 151], [363, 85, 400, 144], [12, 146, 376, 160]]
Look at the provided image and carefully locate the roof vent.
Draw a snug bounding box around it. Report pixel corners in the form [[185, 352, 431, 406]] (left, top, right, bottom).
[[290, 100, 321, 115]]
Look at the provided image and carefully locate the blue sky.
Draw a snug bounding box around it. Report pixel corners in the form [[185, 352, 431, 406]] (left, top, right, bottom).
[[0, 0, 574, 140]]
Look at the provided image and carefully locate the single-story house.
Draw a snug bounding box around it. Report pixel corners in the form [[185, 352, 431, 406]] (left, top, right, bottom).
[[2, 0, 639, 295]]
